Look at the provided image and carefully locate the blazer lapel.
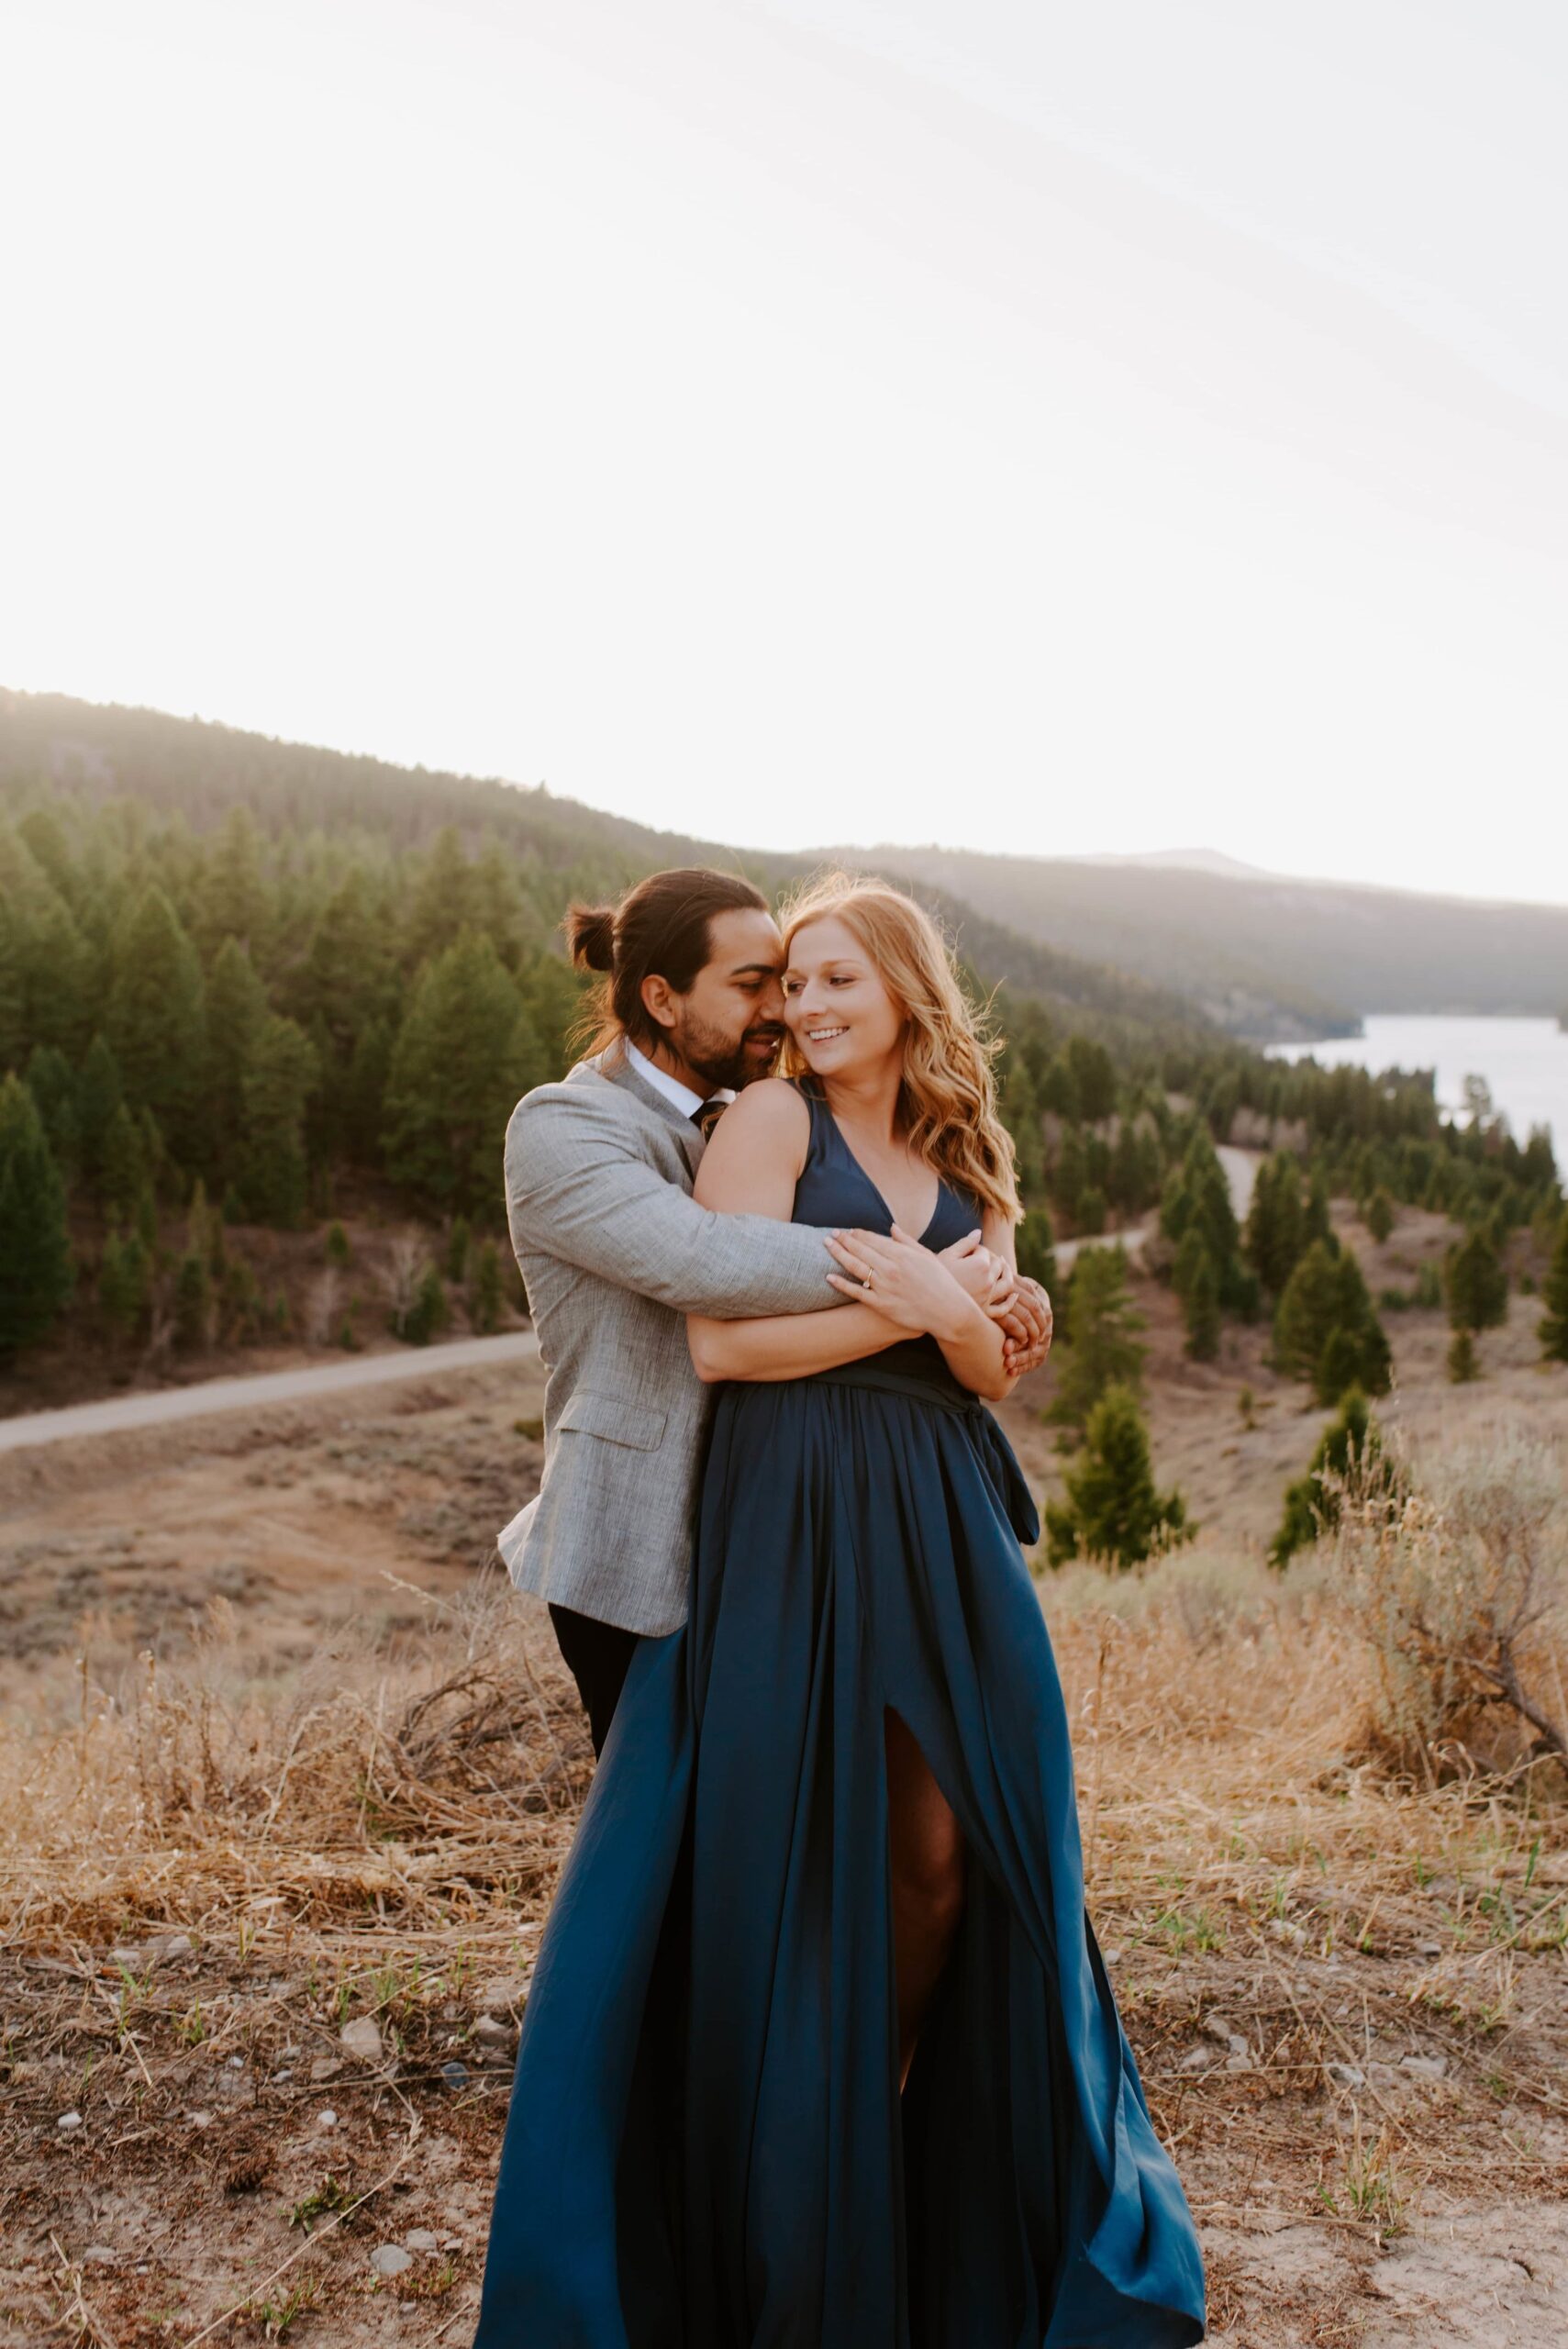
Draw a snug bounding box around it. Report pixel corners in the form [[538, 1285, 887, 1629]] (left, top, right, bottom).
[[595, 1046, 704, 1175]]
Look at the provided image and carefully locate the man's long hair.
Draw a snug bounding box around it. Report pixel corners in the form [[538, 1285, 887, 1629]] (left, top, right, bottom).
[[564, 867, 769, 1059], [778, 873, 1021, 1224]]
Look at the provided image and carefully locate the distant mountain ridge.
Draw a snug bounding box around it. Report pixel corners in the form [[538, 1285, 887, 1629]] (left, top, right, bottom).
[[0, 689, 1210, 1052], [813, 841, 1568, 1037]]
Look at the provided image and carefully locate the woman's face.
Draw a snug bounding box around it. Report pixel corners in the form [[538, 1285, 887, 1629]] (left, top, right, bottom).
[[782, 915, 906, 1079]]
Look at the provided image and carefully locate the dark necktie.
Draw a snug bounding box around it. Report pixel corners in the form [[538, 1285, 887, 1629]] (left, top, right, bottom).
[[690, 1097, 727, 1142]]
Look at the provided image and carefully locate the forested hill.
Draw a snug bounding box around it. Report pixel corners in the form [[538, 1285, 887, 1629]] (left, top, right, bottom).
[[0, 690, 1207, 1049], [819, 844, 1568, 1035]]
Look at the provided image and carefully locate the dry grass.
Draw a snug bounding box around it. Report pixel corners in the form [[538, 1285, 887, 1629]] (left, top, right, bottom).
[[3, 1392, 1567, 2343]]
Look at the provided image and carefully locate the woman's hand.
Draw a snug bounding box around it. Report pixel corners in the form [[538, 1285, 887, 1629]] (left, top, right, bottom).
[[824, 1225, 973, 1340], [938, 1230, 1010, 1305]]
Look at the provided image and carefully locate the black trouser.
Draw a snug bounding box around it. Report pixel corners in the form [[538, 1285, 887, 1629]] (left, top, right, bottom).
[[548, 1603, 639, 1758]]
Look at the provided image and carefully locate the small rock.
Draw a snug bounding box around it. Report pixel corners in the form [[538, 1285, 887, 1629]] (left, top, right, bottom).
[[1400, 2053, 1448, 2079], [227, 2054, 245, 2069], [403, 2229, 439, 2253], [439, 2235, 464, 2252], [472, 1974, 529, 2014], [189, 2110, 215, 2128], [1365, 2062, 1400, 2090], [1268, 1920, 1307, 1947], [83, 2246, 116, 2265], [1101, 1946, 1125, 1966], [107, 1945, 145, 1972], [339, 2016, 384, 2064], [1225, 2044, 1255, 2072], [317, 2109, 339, 2129], [57, 2111, 82, 2132], [440, 2061, 471, 2091], [148, 1932, 194, 1963], [1179, 2046, 1216, 2073], [473, 2015, 513, 2046], [1327, 2061, 1366, 2089], [371, 2243, 414, 2278], [309, 2056, 343, 2083], [272, 2067, 294, 2083], [1200, 2013, 1237, 2045], [1417, 1940, 1442, 1958]]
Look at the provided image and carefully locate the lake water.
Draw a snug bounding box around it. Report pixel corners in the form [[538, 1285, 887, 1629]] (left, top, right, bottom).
[[1265, 1015, 1568, 1150]]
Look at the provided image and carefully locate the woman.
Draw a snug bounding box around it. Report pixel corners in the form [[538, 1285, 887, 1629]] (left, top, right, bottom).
[[474, 876, 1207, 2347]]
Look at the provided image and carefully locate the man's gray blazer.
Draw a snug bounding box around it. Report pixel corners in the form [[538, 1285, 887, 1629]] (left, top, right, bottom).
[[498, 1048, 840, 1637]]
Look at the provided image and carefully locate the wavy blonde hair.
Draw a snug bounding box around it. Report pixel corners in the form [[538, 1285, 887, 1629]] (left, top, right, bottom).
[[778, 873, 1020, 1224]]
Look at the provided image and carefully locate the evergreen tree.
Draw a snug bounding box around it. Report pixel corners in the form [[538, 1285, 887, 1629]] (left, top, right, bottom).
[[1273, 1238, 1392, 1396], [1064, 1035, 1118, 1124], [1269, 1385, 1386, 1566], [446, 1214, 473, 1282], [1363, 1186, 1396, 1243], [1540, 1215, 1568, 1364], [1015, 1206, 1057, 1293], [1002, 1063, 1045, 1198], [1044, 1382, 1191, 1569], [1448, 1328, 1479, 1382], [514, 950, 584, 1084], [1173, 1227, 1220, 1361], [25, 1044, 82, 1183], [1046, 1244, 1147, 1429], [204, 804, 269, 951], [405, 826, 473, 967], [1037, 1052, 1080, 1120], [383, 932, 536, 1212], [99, 1224, 152, 1342], [1303, 1168, 1334, 1249], [0, 1073, 74, 1355], [471, 1238, 503, 1333], [1445, 1227, 1508, 1333], [173, 1248, 212, 1348], [105, 885, 206, 1163], [101, 1101, 154, 1229], [1313, 1324, 1363, 1406], [240, 1015, 321, 1227], [1245, 1151, 1306, 1296], [344, 1014, 395, 1165], [325, 1219, 351, 1268], [75, 1035, 125, 1184], [204, 939, 270, 1179]]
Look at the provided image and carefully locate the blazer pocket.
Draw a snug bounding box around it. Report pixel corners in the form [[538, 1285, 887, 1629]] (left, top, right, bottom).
[[556, 1389, 668, 1451]]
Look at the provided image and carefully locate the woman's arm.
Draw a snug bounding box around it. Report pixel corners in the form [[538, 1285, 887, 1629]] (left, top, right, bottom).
[[687, 1083, 913, 1380], [819, 1210, 1021, 1403]]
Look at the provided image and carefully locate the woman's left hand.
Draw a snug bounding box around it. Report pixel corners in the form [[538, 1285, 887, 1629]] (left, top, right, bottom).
[[824, 1225, 972, 1338]]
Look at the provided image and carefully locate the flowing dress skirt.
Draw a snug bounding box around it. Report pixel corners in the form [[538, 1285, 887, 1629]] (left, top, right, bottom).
[[473, 1359, 1207, 2346]]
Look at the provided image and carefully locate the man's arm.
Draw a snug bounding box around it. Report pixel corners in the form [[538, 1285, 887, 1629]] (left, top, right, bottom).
[[505, 1085, 845, 1319]]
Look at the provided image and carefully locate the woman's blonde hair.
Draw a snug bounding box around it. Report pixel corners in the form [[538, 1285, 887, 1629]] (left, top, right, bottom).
[[778, 872, 1021, 1224]]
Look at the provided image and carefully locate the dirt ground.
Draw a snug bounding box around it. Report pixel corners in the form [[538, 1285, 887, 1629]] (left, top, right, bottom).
[[3, 1219, 1566, 2346]]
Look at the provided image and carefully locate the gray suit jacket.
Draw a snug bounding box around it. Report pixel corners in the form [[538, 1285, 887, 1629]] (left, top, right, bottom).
[[498, 1049, 839, 1636]]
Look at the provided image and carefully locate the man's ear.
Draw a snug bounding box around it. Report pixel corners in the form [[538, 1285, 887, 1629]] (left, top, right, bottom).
[[639, 974, 680, 1033]]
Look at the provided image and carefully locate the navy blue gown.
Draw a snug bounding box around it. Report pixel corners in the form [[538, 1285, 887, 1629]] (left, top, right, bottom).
[[474, 1085, 1207, 2347]]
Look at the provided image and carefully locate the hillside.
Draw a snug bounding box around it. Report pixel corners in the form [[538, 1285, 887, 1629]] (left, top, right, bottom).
[[817, 842, 1568, 1037], [0, 689, 1209, 1052]]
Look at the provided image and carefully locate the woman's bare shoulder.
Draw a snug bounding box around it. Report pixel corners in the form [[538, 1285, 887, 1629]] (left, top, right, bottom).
[[717, 1077, 811, 1139]]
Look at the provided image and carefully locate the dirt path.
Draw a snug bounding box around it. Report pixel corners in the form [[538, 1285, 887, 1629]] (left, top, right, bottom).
[[0, 1331, 540, 1455], [1052, 1142, 1260, 1270]]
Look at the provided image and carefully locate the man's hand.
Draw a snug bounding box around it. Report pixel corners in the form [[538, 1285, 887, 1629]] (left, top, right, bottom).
[[988, 1274, 1052, 1375]]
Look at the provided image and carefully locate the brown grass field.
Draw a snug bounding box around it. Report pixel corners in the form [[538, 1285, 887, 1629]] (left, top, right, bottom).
[[3, 1203, 1566, 2347]]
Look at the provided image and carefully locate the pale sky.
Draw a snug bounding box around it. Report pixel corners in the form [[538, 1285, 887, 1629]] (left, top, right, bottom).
[[4, 0, 1566, 900]]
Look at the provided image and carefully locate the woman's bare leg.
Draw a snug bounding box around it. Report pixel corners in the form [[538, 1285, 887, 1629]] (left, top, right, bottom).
[[884, 1709, 967, 2087]]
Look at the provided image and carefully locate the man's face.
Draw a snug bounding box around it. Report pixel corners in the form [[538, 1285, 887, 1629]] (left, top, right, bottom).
[[654, 907, 787, 1092]]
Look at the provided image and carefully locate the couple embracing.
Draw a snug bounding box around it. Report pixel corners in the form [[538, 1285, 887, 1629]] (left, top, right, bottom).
[[475, 867, 1206, 2347]]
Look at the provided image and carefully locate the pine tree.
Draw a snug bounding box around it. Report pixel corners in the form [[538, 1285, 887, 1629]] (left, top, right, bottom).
[[1540, 1215, 1568, 1364], [1044, 1383, 1191, 1569], [1448, 1328, 1479, 1382], [1363, 1187, 1396, 1243], [470, 1238, 503, 1333], [1273, 1238, 1392, 1396], [101, 1101, 153, 1228], [1046, 1244, 1147, 1429], [173, 1248, 212, 1348], [204, 939, 270, 1179], [1445, 1227, 1508, 1333], [1245, 1151, 1306, 1296], [1002, 1063, 1045, 1198], [383, 932, 537, 1212], [99, 1224, 152, 1342], [105, 885, 207, 1163], [1173, 1228, 1221, 1361], [0, 1074, 74, 1355], [1303, 1169, 1334, 1249], [75, 1035, 125, 1184], [405, 826, 473, 968], [446, 1215, 472, 1282], [26, 1045, 82, 1183], [1015, 1206, 1057, 1293], [1064, 1036, 1118, 1124], [240, 1015, 321, 1228], [1269, 1385, 1387, 1566]]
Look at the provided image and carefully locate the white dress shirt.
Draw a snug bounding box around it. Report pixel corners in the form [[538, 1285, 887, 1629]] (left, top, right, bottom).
[[624, 1038, 732, 1121]]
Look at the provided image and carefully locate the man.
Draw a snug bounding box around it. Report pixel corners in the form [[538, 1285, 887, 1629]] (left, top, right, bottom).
[[499, 866, 1050, 1753]]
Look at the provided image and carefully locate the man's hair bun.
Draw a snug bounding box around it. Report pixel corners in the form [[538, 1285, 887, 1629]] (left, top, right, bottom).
[[564, 902, 617, 973]]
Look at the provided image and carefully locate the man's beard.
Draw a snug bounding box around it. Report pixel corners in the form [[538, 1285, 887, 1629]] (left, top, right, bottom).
[[669, 1011, 784, 1093]]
